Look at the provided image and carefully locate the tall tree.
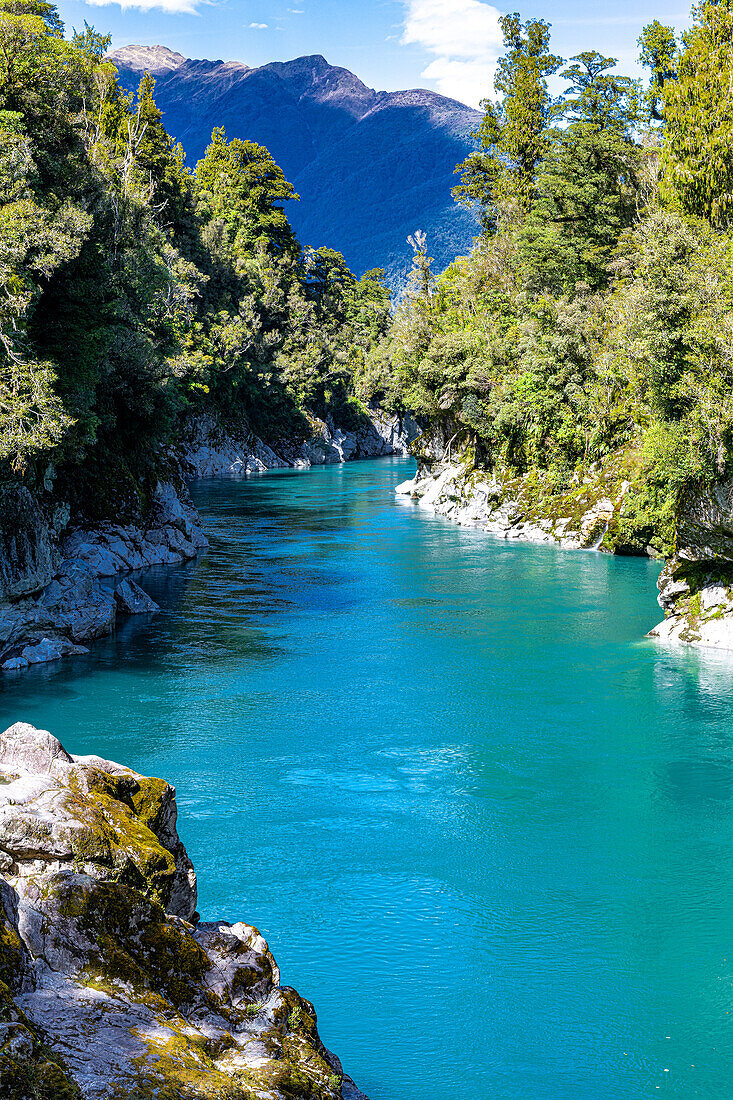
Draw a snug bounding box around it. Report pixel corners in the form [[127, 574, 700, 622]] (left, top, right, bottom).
[[661, 0, 733, 227], [453, 13, 563, 227], [195, 127, 299, 260], [517, 53, 642, 293], [558, 51, 640, 132], [638, 20, 677, 123]]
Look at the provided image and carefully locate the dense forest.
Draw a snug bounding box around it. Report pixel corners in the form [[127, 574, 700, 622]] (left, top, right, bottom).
[[0, 0, 391, 520], [3, 0, 733, 558], [367, 1, 733, 558]]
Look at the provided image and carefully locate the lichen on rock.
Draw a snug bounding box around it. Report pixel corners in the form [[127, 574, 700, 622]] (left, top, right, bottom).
[[0, 722, 367, 1100]]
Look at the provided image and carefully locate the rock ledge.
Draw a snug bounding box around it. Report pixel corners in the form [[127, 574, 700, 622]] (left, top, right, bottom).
[[0, 722, 367, 1100]]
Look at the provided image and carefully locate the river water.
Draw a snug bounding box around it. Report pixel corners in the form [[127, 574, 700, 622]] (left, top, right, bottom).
[[2, 456, 732, 1100]]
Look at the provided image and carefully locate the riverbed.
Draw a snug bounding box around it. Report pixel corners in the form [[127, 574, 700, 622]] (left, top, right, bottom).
[[2, 456, 731, 1099]]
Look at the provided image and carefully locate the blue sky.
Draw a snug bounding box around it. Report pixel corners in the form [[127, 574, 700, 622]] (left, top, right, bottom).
[[55, 0, 693, 107]]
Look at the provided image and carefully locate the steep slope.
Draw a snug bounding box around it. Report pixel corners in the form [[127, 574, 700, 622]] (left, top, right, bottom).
[[110, 45, 481, 284]]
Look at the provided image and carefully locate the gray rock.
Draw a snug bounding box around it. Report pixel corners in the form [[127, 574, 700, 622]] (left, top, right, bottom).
[[677, 477, 733, 562], [0, 722, 72, 774], [1, 656, 28, 671], [182, 409, 420, 477], [401, 455, 628, 553], [0, 484, 54, 600], [41, 560, 116, 644], [21, 638, 65, 664], [20, 637, 89, 665], [114, 579, 159, 615], [0, 723, 367, 1099]]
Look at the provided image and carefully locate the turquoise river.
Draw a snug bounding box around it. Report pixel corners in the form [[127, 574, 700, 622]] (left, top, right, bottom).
[[1, 456, 732, 1099]]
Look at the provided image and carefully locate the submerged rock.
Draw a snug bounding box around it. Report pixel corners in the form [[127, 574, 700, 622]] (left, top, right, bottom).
[[0, 722, 366, 1100], [114, 579, 159, 615]]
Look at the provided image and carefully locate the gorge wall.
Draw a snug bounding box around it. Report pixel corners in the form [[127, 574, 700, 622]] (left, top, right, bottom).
[[0, 410, 418, 672]]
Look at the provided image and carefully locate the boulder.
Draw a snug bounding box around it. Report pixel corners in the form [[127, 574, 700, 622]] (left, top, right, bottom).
[[1, 656, 28, 671], [0, 723, 365, 1100], [40, 560, 116, 643], [0, 721, 72, 774], [114, 579, 159, 615]]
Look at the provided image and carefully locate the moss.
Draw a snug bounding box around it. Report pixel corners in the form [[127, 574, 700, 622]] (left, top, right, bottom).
[[55, 877, 212, 1010], [124, 1033, 259, 1100], [137, 919, 211, 1008], [0, 982, 81, 1100], [0, 1055, 82, 1100], [0, 915, 25, 990], [65, 771, 176, 910], [129, 778, 170, 835]]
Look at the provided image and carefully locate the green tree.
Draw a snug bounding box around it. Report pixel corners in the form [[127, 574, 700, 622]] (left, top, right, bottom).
[[661, 0, 733, 226], [638, 20, 677, 122], [517, 53, 642, 293], [195, 127, 299, 260], [559, 51, 640, 132], [453, 13, 563, 226], [125, 72, 190, 224]]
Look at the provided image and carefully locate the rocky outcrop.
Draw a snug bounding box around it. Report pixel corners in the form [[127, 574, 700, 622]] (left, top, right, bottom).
[[182, 410, 419, 478], [647, 478, 733, 649], [0, 484, 56, 601], [0, 482, 207, 672], [396, 456, 629, 551], [0, 722, 367, 1100]]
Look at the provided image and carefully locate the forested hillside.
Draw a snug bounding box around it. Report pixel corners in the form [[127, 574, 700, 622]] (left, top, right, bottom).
[[0, 0, 391, 522], [371, 4, 733, 567], [110, 45, 482, 286]]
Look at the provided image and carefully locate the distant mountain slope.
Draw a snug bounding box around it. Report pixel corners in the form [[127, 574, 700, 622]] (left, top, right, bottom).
[[109, 46, 481, 285]]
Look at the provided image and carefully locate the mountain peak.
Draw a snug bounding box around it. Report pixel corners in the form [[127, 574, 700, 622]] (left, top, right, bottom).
[[110, 45, 481, 283], [107, 45, 186, 74]]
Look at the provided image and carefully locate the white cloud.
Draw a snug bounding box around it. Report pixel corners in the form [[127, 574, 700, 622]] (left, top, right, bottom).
[[84, 0, 200, 11], [249, 21, 268, 28], [401, 0, 503, 106]]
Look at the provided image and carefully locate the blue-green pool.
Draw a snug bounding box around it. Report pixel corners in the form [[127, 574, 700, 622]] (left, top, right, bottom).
[[2, 456, 732, 1099]]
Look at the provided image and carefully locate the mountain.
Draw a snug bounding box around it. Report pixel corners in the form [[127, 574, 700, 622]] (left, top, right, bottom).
[[109, 46, 482, 286]]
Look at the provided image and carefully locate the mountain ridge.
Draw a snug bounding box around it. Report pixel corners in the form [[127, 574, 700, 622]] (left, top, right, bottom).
[[109, 45, 482, 284]]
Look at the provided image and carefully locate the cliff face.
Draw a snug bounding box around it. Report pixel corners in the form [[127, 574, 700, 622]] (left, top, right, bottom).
[[0, 723, 366, 1100], [181, 409, 419, 477], [0, 481, 208, 672], [647, 478, 733, 649]]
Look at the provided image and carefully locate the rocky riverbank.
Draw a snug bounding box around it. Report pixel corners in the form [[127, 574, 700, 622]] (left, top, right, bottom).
[[0, 721, 367, 1100], [0, 409, 419, 672], [646, 479, 733, 650], [395, 458, 628, 551], [0, 482, 208, 673], [180, 409, 418, 478], [398, 443, 733, 653]]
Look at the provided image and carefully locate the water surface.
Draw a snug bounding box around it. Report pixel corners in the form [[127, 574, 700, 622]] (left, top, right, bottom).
[[2, 457, 732, 1099]]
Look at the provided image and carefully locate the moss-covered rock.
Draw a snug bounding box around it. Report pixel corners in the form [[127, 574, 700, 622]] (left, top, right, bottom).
[[0, 723, 367, 1100]]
